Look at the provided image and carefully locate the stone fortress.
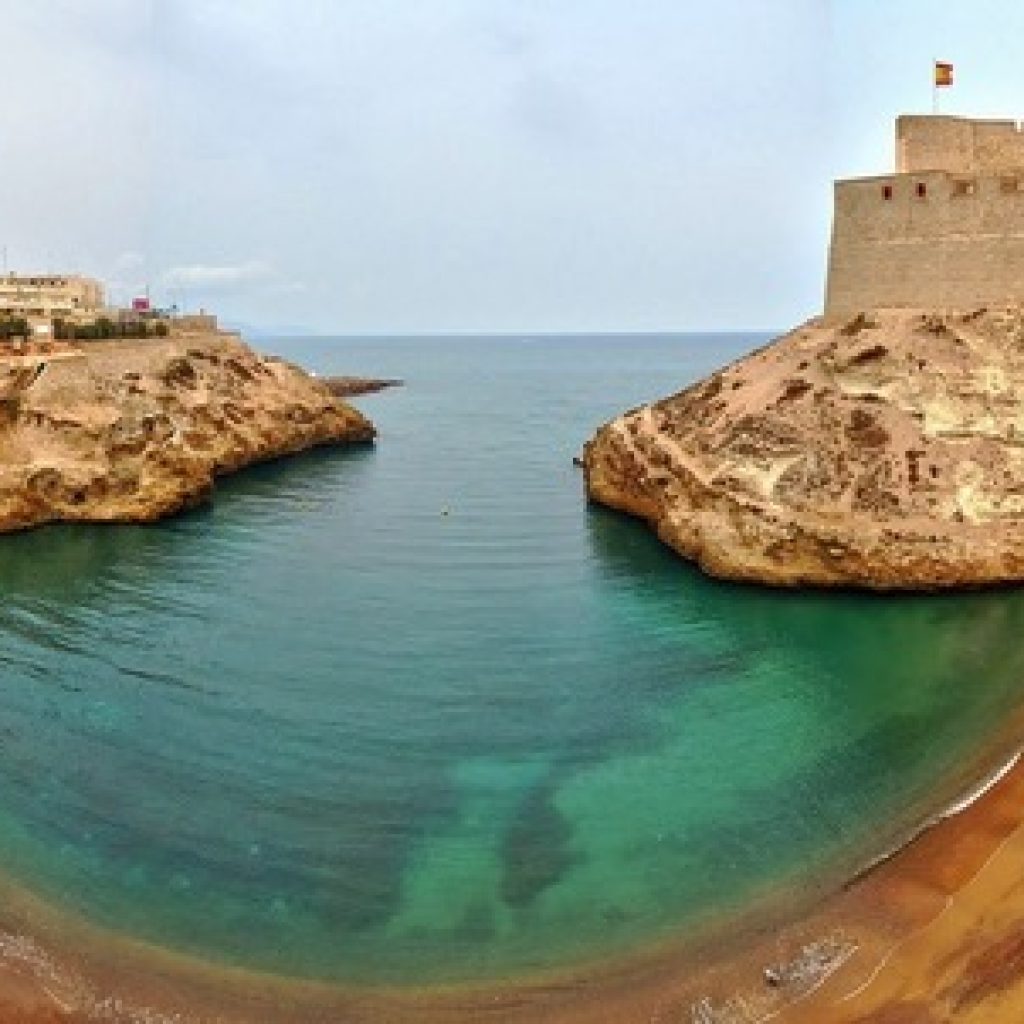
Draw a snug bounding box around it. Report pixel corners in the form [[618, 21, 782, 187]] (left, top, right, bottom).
[[826, 115, 1024, 315]]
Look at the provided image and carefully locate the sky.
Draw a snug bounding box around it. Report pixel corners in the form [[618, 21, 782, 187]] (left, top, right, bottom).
[[1, 1, 1022, 334]]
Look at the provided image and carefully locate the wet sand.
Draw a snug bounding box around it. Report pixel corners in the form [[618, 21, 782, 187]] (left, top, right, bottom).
[[5, 753, 1024, 1022]]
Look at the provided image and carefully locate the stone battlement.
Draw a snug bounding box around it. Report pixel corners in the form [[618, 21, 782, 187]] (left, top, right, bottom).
[[897, 114, 1024, 174], [826, 116, 1024, 315]]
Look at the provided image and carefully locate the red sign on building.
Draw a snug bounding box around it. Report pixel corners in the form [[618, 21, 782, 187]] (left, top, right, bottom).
[[132, 296, 151, 312]]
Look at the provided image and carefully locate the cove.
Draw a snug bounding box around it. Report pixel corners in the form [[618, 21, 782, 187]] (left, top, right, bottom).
[[0, 334, 1021, 985]]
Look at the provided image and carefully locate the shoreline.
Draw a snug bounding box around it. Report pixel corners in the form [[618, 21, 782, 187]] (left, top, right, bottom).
[[1, 733, 1024, 1021], [841, 748, 1023, 892], [781, 744, 1024, 1021]]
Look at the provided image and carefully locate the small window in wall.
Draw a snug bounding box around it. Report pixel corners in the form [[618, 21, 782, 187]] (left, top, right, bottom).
[[882, 184, 893, 200], [952, 178, 976, 197], [1001, 175, 1022, 194], [916, 182, 927, 198]]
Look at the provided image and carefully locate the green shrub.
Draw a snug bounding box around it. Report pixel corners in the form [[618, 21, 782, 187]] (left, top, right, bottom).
[[0, 317, 29, 340]]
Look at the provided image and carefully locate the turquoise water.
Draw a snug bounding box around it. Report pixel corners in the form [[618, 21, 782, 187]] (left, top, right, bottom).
[[2, 333, 1024, 983]]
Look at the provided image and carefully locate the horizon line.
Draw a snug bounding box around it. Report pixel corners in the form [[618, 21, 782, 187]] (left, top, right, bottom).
[[242, 327, 784, 339]]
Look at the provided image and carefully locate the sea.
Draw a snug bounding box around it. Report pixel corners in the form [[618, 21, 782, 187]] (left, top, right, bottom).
[[0, 332, 1023, 985]]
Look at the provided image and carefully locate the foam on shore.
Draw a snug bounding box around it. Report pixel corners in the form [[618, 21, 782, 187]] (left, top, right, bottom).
[[844, 749, 1023, 889]]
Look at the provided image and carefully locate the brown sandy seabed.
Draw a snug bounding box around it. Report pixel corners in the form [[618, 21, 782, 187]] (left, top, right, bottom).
[[0, 730, 1024, 1024]]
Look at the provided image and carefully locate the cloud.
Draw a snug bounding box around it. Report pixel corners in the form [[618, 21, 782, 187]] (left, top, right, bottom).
[[161, 260, 273, 292], [0, 0, 832, 331]]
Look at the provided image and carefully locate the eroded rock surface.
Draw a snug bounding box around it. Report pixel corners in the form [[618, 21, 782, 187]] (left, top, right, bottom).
[[584, 307, 1024, 589], [0, 333, 374, 531]]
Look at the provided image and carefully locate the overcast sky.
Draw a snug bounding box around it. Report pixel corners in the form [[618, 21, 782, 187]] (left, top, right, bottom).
[[1, 1, 1022, 333]]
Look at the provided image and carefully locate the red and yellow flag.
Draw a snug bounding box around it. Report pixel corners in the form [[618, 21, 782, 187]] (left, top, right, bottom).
[[935, 61, 954, 87]]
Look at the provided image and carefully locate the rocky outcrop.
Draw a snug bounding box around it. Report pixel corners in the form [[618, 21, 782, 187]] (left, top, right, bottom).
[[583, 307, 1024, 589], [0, 333, 374, 531], [321, 375, 403, 397]]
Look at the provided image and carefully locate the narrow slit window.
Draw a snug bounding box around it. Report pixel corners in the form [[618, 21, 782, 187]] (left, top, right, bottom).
[[916, 182, 927, 198], [882, 184, 893, 200]]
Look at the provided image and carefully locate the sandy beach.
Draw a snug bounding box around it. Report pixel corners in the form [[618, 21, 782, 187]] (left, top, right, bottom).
[[0, 741, 1024, 1023]]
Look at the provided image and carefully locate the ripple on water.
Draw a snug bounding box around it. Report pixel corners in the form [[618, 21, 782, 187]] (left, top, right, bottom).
[[0, 335, 1023, 983]]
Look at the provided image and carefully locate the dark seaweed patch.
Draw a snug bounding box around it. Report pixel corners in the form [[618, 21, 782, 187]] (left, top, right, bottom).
[[500, 783, 579, 908]]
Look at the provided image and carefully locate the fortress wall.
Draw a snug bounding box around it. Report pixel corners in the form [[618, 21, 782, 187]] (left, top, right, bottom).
[[826, 171, 1024, 314], [827, 236, 1024, 314], [897, 115, 1024, 173]]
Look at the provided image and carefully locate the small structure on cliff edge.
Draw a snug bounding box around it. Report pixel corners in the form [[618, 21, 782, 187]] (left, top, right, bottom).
[[0, 274, 104, 322], [827, 115, 1024, 316], [0, 271, 218, 343]]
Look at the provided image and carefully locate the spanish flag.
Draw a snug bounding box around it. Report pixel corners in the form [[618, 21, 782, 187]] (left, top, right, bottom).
[[935, 61, 954, 87]]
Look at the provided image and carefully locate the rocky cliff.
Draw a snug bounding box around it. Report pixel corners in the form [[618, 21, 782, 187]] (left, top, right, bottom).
[[0, 332, 374, 531], [584, 307, 1024, 589]]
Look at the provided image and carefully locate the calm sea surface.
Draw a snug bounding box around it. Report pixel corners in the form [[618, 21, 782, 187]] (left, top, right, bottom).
[[2, 333, 1024, 983]]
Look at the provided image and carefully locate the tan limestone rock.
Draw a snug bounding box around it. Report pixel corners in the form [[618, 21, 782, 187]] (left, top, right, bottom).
[[583, 307, 1024, 589], [0, 333, 374, 532]]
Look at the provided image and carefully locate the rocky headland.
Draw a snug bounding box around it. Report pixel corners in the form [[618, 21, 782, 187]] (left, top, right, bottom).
[[584, 307, 1024, 589], [0, 332, 374, 532]]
